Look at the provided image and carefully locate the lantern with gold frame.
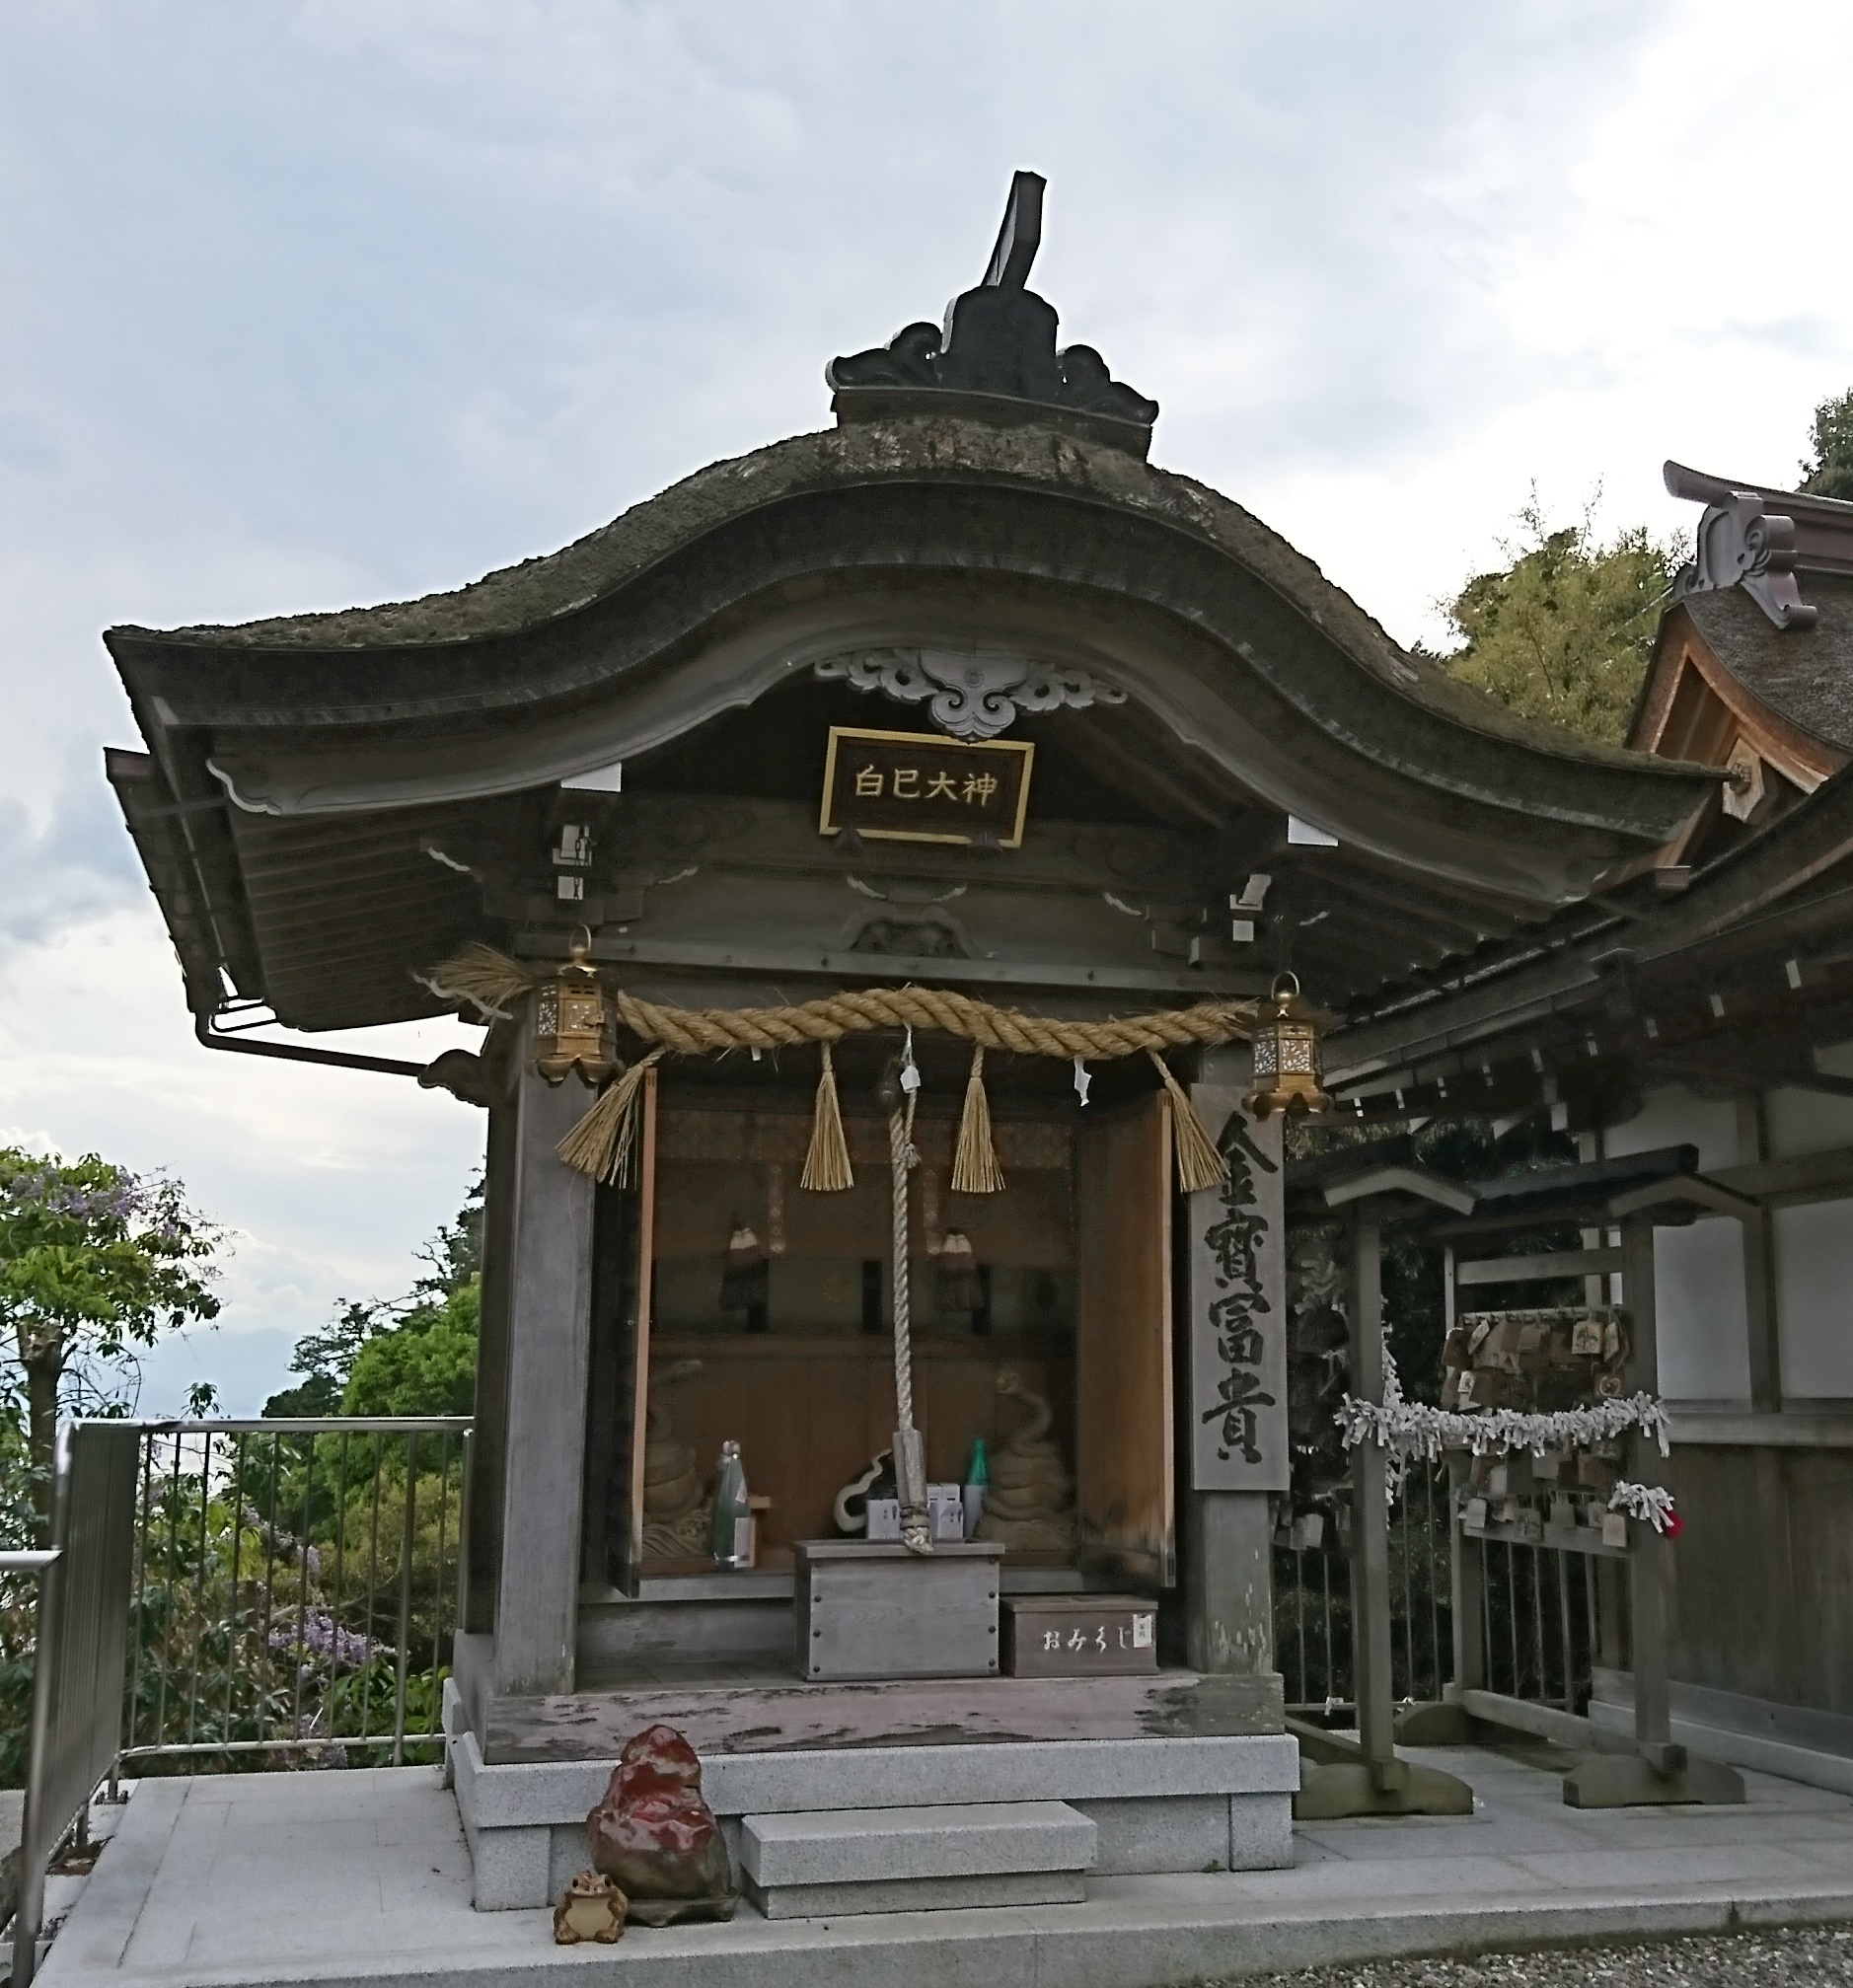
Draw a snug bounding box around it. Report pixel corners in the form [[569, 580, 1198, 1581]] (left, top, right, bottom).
[[1243, 972, 1333, 1119], [534, 932, 620, 1087]]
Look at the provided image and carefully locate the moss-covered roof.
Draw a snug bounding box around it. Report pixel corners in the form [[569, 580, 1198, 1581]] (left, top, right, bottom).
[[128, 414, 1677, 781]]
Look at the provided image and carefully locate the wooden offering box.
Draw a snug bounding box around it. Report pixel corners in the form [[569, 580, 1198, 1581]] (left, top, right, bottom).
[[794, 1539, 1003, 1682], [1001, 1594, 1158, 1677]]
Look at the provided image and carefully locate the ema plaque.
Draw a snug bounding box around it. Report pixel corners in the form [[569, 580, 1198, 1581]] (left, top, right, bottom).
[[819, 725, 1033, 847]]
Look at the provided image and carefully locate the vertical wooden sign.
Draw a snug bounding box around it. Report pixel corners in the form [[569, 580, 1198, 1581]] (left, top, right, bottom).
[[1186, 1070, 1289, 1492]]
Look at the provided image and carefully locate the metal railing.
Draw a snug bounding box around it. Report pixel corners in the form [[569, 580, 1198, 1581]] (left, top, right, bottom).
[[1273, 1456, 1454, 1714], [121, 1419, 471, 1773], [8, 1422, 141, 1987], [1273, 1455, 1606, 1727], [1470, 1531, 1601, 1714]]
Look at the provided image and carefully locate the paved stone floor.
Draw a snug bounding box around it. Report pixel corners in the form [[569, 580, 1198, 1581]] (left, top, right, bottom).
[[33, 1743, 1853, 1988]]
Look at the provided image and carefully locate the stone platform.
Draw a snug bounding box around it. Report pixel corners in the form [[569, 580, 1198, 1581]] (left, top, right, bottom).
[[447, 1670, 1298, 1908], [36, 1744, 1853, 1988]]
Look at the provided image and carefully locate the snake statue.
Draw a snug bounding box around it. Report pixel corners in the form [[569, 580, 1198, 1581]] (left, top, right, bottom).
[[974, 1369, 1076, 1554], [640, 1359, 713, 1559]]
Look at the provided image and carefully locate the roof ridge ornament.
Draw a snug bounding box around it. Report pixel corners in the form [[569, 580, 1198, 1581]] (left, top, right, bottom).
[[1664, 459, 1822, 630], [826, 170, 1158, 458]]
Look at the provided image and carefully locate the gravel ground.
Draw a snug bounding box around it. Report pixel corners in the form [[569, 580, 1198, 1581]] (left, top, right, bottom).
[[1192, 1924, 1853, 1987]]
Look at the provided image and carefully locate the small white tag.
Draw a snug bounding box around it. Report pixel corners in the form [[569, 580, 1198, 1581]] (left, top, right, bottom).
[[1132, 1613, 1154, 1649], [1601, 1510, 1629, 1549], [1073, 1057, 1092, 1106], [1463, 1497, 1489, 1530], [900, 1026, 922, 1093]]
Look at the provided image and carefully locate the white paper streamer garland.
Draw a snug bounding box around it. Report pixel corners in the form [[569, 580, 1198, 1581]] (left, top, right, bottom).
[[1608, 1480, 1679, 1533], [1335, 1386, 1670, 1463]]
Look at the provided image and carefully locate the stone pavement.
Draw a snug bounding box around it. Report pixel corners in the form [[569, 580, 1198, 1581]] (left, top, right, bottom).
[[35, 1744, 1853, 1988]]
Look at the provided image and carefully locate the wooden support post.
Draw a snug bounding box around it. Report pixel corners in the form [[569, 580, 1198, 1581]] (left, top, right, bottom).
[[1562, 1213, 1742, 1807], [1296, 1200, 1470, 1816], [464, 1091, 517, 1638], [1622, 1216, 1670, 1752], [1348, 1209, 1398, 1781], [1734, 1093, 1782, 1413], [490, 1052, 598, 1699], [1439, 1243, 1485, 1697]]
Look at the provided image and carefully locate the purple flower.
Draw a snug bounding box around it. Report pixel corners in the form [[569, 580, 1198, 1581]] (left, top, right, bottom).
[[269, 1611, 373, 1668]]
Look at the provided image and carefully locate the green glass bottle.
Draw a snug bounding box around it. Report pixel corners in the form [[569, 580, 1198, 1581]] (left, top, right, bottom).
[[711, 1440, 751, 1569], [962, 1436, 989, 1540]]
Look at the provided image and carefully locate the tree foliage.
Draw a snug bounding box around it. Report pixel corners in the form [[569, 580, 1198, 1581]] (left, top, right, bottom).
[[1436, 497, 1676, 746], [0, 1148, 221, 1529], [1801, 388, 1853, 502], [264, 1177, 482, 1421]]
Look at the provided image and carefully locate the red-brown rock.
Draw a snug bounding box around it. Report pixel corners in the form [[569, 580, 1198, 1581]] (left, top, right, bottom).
[[585, 1724, 734, 1924]]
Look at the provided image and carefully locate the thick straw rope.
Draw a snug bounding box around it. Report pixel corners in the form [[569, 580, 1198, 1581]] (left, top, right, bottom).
[[608, 984, 1250, 1060], [425, 945, 1258, 1193], [423, 943, 1254, 1061]]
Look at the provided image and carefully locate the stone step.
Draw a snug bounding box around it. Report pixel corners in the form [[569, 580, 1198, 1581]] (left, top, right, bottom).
[[740, 1799, 1095, 1919]]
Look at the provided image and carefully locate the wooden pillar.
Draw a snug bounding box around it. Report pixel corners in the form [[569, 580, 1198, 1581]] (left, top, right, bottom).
[[1621, 1215, 1671, 1753], [490, 1049, 598, 1698], [1736, 1092, 1782, 1412], [464, 1091, 518, 1635], [1183, 1049, 1287, 1676], [1441, 1243, 1484, 1694], [1347, 1209, 1398, 1778]]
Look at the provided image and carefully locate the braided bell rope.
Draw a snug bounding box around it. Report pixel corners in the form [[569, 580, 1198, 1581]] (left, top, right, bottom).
[[888, 1099, 930, 1558]]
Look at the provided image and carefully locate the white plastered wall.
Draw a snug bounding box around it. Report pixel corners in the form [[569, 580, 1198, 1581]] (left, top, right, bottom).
[[1605, 1085, 1749, 1404], [1771, 1198, 1853, 1401], [1765, 1043, 1853, 1401]]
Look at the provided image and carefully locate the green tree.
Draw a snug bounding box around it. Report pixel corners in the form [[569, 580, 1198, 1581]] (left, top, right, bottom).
[[264, 1175, 482, 1421], [1801, 388, 1853, 501], [0, 1149, 221, 1532], [1438, 497, 1676, 745], [341, 1277, 479, 1418]]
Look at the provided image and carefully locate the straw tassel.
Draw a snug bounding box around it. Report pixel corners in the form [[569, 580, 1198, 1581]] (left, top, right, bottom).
[[951, 1046, 1005, 1195], [556, 1048, 666, 1186], [800, 1041, 854, 1192], [1146, 1050, 1228, 1194]]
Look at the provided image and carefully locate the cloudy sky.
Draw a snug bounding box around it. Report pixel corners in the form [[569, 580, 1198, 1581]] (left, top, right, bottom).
[[5, 0, 1852, 1412]]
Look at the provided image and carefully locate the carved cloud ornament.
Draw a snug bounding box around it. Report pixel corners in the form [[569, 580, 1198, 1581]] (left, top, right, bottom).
[[814, 649, 1126, 741]]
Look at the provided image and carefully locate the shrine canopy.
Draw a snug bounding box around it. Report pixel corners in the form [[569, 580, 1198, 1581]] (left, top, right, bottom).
[[104, 173, 1718, 1046]]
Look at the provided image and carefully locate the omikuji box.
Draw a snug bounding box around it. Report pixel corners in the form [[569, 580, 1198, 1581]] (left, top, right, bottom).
[[1001, 1594, 1159, 1677]]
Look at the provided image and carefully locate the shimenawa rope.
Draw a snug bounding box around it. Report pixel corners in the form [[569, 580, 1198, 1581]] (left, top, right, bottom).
[[425, 944, 1254, 1195]]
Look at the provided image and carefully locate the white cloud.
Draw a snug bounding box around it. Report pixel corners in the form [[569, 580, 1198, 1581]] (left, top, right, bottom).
[[7, 0, 1853, 1403]]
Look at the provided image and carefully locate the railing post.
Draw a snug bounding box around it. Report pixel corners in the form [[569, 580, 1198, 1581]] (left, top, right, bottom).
[[4, 1542, 59, 1988], [393, 1433, 417, 1769]]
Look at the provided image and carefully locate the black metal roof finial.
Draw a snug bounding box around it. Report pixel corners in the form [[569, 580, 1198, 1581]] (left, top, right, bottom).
[[827, 170, 1158, 457]]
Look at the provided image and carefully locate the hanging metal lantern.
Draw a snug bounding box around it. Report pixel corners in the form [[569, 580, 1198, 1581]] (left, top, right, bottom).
[[1243, 972, 1333, 1119], [534, 933, 619, 1087]]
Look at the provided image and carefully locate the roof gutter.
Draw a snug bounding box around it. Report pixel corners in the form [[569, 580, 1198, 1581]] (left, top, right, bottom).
[[193, 1010, 426, 1078]]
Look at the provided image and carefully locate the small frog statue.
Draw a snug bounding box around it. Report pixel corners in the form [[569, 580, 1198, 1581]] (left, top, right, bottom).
[[553, 1869, 627, 1945]]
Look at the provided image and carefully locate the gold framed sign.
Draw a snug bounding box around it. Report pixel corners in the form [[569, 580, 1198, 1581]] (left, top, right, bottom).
[[819, 726, 1034, 847]]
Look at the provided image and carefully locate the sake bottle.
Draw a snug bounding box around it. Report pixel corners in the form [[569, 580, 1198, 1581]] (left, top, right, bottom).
[[962, 1436, 990, 1540], [711, 1440, 752, 1569]]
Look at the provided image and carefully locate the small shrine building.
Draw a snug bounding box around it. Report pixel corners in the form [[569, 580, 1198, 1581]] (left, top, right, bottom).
[[104, 175, 1737, 1901]]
